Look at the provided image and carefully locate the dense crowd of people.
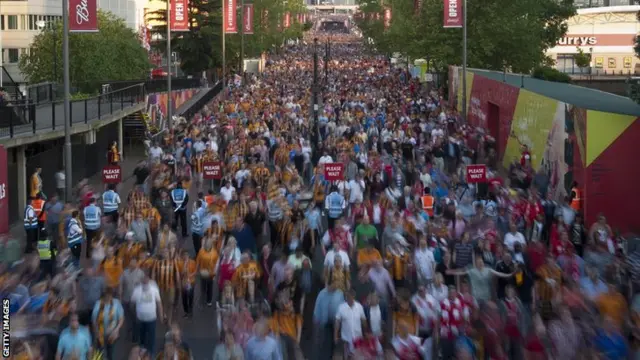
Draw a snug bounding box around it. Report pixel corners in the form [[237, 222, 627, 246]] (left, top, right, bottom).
[[4, 29, 640, 360]]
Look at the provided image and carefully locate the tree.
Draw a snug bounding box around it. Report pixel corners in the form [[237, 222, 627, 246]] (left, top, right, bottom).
[[573, 47, 591, 72], [356, 0, 576, 73], [148, 0, 307, 75], [19, 11, 150, 91]]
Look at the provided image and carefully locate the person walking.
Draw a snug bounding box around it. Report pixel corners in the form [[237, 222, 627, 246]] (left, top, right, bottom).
[[83, 197, 102, 258], [130, 272, 163, 355], [171, 182, 189, 237], [102, 184, 121, 224], [24, 200, 39, 253]]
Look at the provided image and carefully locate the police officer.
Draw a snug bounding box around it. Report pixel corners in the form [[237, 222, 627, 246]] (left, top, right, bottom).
[[171, 182, 189, 237], [66, 210, 84, 262], [191, 199, 205, 254], [37, 228, 56, 278], [324, 185, 346, 230], [83, 197, 102, 258], [24, 201, 39, 253], [102, 183, 121, 223]]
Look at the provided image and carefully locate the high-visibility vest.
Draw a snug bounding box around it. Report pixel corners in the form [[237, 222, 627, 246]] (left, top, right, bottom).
[[83, 205, 101, 230], [66, 218, 83, 247], [570, 187, 581, 211], [102, 190, 119, 213], [327, 192, 344, 219], [421, 195, 435, 216], [24, 205, 38, 229], [171, 188, 186, 211], [31, 199, 46, 222], [38, 239, 53, 260]]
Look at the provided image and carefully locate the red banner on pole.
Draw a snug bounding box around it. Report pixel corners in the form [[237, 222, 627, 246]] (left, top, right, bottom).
[[243, 4, 254, 34], [443, 0, 463, 28], [170, 0, 189, 31], [414, 0, 422, 14], [284, 12, 291, 28], [303, 13, 307, 23], [203, 162, 223, 180], [0, 146, 8, 235], [69, 0, 98, 32], [223, 0, 237, 33], [383, 8, 392, 29]]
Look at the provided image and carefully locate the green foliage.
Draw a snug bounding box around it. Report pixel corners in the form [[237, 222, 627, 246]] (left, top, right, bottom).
[[19, 11, 151, 91], [532, 66, 572, 83], [355, 0, 576, 73], [573, 47, 591, 69], [70, 92, 98, 100], [149, 0, 307, 75]]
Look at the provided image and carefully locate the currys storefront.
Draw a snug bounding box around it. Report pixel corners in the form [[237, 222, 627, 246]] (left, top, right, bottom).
[[546, 5, 640, 74]]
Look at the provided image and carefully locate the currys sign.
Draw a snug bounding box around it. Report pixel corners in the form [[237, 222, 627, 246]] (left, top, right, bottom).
[[203, 162, 223, 180], [102, 165, 122, 184], [443, 0, 462, 28], [324, 163, 344, 181], [466, 164, 487, 183], [69, 0, 98, 32], [0, 146, 7, 234]]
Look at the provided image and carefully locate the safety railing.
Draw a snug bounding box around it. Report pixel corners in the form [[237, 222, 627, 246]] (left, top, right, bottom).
[[0, 83, 146, 139]]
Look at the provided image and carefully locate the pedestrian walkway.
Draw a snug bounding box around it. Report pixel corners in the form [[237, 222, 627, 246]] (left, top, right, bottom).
[[8, 146, 147, 242]]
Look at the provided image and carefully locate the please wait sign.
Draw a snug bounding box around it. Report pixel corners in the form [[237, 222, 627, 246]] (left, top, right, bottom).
[[324, 163, 344, 181], [466, 164, 487, 183]]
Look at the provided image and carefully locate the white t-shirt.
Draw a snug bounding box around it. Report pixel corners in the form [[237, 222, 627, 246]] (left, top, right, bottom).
[[220, 186, 236, 203], [336, 301, 366, 343], [414, 248, 435, 280], [130, 282, 161, 322], [347, 179, 365, 204], [504, 232, 526, 252], [324, 249, 351, 269], [149, 146, 163, 160]]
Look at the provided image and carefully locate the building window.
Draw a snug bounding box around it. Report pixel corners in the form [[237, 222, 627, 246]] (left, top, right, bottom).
[[28, 15, 36, 30], [20, 15, 27, 30], [1, 16, 5, 31], [7, 15, 18, 30], [8, 49, 20, 63]]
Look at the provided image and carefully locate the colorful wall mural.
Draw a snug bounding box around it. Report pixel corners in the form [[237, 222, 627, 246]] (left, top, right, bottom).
[[145, 89, 198, 129], [450, 66, 640, 233]]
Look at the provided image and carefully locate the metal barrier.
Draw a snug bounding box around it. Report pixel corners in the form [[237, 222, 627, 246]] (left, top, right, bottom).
[[0, 83, 146, 139]]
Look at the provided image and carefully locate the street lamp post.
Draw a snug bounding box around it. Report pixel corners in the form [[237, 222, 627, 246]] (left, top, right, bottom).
[[62, 0, 72, 201], [461, 0, 468, 122], [240, 0, 245, 81], [312, 38, 319, 151], [166, 0, 173, 133]]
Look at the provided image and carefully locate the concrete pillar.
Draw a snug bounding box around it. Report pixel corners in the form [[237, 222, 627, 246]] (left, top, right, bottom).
[[118, 118, 124, 160], [16, 146, 27, 213]]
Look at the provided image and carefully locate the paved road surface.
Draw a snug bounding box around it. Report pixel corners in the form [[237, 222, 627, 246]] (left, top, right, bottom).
[[0, 97, 140, 139]]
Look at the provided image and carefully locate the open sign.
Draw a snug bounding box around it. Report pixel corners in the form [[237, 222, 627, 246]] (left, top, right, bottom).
[[203, 161, 222, 180], [102, 165, 122, 184], [324, 163, 344, 181], [466, 164, 487, 183]]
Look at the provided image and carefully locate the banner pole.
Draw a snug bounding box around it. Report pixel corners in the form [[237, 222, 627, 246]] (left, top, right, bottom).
[[167, 0, 173, 133], [63, 0, 72, 202], [222, 7, 226, 95], [461, 0, 467, 122]]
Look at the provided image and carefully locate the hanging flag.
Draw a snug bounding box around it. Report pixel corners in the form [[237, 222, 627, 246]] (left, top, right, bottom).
[[443, 0, 463, 28], [414, 0, 422, 15], [243, 4, 254, 34], [383, 8, 391, 29], [284, 12, 291, 28], [170, 0, 189, 31], [303, 13, 307, 23], [69, 0, 98, 32], [223, 0, 237, 33]]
